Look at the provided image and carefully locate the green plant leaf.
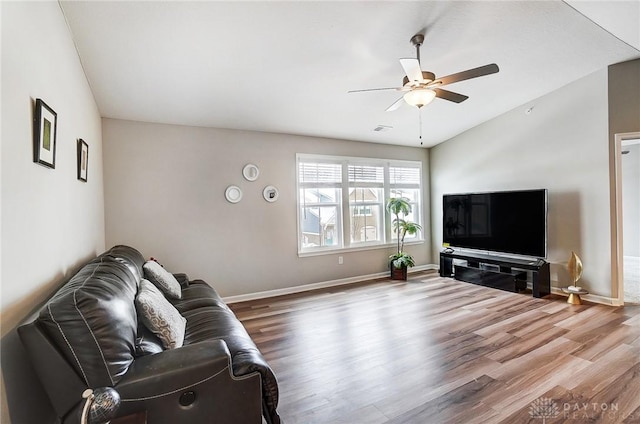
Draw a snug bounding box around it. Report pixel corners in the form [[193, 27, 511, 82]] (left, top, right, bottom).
[[386, 197, 420, 267]]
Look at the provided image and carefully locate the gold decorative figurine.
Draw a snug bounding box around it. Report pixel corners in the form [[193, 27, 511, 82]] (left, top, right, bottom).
[[566, 251, 586, 304], [568, 251, 583, 285]]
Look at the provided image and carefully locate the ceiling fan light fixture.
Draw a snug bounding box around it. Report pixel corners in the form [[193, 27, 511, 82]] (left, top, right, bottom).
[[403, 88, 436, 108]]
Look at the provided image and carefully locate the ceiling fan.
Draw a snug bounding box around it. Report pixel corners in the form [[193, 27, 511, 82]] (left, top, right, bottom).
[[349, 33, 499, 112]]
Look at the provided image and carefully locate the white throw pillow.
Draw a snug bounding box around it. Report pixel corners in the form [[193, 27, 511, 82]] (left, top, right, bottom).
[[143, 260, 182, 299], [135, 280, 187, 349]]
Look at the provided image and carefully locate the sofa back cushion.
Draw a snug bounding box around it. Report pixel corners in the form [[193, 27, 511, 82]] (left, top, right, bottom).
[[37, 246, 144, 388], [104, 245, 145, 283]]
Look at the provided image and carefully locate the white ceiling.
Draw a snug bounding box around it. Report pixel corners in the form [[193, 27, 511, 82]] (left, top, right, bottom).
[[59, 1, 640, 148]]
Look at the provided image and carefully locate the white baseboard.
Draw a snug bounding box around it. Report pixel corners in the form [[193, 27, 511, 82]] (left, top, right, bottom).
[[223, 264, 438, 304], [223, 266, 623, 307], [523, 280, 620, 306], [550, 287, 622, 306]]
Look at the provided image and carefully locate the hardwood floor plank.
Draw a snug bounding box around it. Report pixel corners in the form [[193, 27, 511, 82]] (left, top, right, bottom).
[[486, 336, 583, 381], [563, 343, 640, 395], [372, 353, 502, 420], [571, 323, 640, 362], [508, 308, 576, 338], [623, 404, 640, 423], [387, 374, 503, 424], [228, 271, 640, 423], [554, 304, 620, 330], [473, 309, 549, 337], [574, 362, 640, 418], [485, 324, 569, 363], [487, 354, 592, 418]]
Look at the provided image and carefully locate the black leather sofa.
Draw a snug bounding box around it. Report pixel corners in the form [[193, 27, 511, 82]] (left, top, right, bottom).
[[18, 245, 280, 424]]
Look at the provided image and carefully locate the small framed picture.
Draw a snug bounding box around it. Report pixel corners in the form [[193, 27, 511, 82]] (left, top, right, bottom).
[[33, 98, 57, 168], [263, 185, 279, 203], [242, 163, 260, 181], [77, 139, 89, 182]]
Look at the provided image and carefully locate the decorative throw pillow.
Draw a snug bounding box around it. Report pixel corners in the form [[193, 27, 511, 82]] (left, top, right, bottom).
[[135, 280, 187, 349], [143, 260, 182, 299]]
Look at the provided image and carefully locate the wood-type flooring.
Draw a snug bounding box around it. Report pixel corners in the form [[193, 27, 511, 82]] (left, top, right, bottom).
[[229, 271, 640, 424]]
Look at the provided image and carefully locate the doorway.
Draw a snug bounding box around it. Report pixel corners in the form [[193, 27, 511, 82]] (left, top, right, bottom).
[[613, 132, 640, 305]]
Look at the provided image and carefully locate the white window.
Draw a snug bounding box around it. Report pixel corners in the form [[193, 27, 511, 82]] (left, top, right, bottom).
[[298, 162, 343, 250], [297, 154, 423, 255], [389, 166, 422, 243], [348, 164, 384, 245]]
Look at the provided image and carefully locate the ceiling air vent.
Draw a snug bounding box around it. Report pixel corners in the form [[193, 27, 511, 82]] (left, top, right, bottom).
[[373, 125, 393, 132]]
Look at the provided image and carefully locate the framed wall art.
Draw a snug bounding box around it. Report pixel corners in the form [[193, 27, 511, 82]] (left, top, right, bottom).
[[33, 98, 57, 168], [263, 185, 279, 203], [242, 163, 260, 181], [225, 185, 243, 203], [77, 139, 89, 182]]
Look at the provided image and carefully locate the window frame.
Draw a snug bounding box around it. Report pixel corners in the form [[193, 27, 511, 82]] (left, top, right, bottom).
[[297, 153, 424, 256]]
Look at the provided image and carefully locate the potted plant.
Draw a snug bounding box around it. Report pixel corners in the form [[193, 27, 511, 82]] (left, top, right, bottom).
[[386, 197, 422, 280]]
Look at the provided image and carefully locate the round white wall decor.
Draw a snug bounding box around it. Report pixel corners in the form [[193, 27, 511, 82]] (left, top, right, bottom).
[[242, 164, 260, 182], [225, 185, 243, 203], [263, 185, 279, 202]]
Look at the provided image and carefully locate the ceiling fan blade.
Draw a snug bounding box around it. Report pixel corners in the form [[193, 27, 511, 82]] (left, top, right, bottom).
[[348, 87, 404, 93], [433, 63, 499, 87], [385, 97, 405, 112], [434, 88, 469, 103], [399, 58, 423, 82]]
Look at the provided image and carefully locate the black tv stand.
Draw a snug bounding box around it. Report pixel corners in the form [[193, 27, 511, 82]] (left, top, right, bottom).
[[439, 250, 550, 298]]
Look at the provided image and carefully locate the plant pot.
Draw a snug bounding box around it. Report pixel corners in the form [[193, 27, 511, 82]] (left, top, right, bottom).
[[390, 263, 408, 281]]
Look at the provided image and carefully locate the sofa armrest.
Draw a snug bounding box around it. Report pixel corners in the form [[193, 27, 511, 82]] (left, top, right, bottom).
[[18, 321, 88, 420], [113, 340, 262, 424], [116, 340, 230, 398]]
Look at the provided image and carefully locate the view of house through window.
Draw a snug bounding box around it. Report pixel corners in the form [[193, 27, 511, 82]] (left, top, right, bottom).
[[349, 163, 384, 245], [297, 154, 423, 254]]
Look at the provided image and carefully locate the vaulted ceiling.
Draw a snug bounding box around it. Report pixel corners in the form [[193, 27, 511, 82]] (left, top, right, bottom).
[[60, 1, 639, 148]]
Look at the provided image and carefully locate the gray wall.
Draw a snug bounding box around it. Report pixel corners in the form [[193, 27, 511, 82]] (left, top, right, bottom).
[[609, 59, 640, 259], [1, 2, 106, 422], [609, 60, 640, 142], [102, 119, 430, 297], [430, 68, 612, 296]]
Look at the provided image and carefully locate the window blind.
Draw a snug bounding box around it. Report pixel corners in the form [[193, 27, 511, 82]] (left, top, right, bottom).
[[298, 162, 342, 185], [348, 165, 384, 184], [390, 166, 421, 185]]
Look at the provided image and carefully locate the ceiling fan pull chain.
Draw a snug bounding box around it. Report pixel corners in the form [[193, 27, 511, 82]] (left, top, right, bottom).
[[419, 109, 423, 145]]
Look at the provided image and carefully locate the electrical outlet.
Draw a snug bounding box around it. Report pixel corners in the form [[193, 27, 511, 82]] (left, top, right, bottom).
[[338, 256, 343, 265]]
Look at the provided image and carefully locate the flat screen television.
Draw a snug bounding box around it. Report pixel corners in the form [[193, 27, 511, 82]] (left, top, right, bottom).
[[443, 189, 547, 258]]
